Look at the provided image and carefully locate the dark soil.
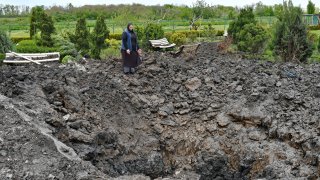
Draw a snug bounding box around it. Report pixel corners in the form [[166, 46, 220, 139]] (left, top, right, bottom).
[[0, 42, 319, 179]]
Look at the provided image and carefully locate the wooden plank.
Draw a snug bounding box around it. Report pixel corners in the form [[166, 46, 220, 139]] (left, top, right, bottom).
[[8, 51, 41, 65], [6, 52, 60, 56], [157, 43, 176, 48], [3, 58, 60, 64]]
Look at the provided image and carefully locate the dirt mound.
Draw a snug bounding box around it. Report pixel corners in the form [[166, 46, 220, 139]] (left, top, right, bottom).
[[0, 42, 319, 179]]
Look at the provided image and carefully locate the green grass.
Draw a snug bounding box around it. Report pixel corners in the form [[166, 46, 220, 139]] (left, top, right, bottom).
[[1, 16, 231, 38]]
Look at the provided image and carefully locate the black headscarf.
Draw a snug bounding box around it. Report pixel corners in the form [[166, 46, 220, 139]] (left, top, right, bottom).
[[127, 23, 133, 32]]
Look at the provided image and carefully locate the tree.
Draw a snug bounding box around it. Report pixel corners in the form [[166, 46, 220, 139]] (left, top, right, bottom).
[[236, 23, 268, 54], [228, 7, 256, 43], [190, 0, 207, 30], [273, 0, 312, 62], [141, 23, 164, 49], [0, 31, 14, 53], [91, 16, 109, 59], [29, 6, 55, 47], [38, 13, 55, 47], [70, 17, 90, 55], [307, 0, 315, 14], [30, 6, 45, 38]]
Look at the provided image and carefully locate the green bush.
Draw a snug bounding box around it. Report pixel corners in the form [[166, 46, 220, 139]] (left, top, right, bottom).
[[16, 40, 58, 53], [228, 7, 256, 43], [308, 32, 318, 50], [53, 35, 78, 59], [109, 33, 122, 40], [100, 47, 121, 59], [10, 37, 31, 44], [170, 32, 187, 46], [0, 31, 14, 53], [308, 25, 320, 30], [0, 53, 5, 60], [0, 53, 4, 65], [105, 38, 121, 49], [164, 32, 173, 41], [61, 55, 76, 64], [273, 0, 312, 62], [236, 23, 268, 54], [216, 30, 224, 36], [317, 35, 320, 53], [142, 23, 164, 49]]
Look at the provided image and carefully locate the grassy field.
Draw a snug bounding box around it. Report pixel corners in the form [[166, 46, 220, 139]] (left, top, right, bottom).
[[0, 16, 257, 38]]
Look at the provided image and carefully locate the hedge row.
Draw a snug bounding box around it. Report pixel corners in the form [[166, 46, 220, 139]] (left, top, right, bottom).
[[108, 29, 225, 41], [309, 25, 320, 30], [11, 37, 31, 44], [16, 40, 58, 53]]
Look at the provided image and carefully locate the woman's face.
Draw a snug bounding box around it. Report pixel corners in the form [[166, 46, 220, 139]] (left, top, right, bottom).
[[128, 25, 134, 31]]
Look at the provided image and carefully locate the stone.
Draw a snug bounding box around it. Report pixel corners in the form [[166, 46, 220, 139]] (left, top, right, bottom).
[[45, 117, 64, 127], [276, 81, 282, 87], [63, 114, 70, 121], [0, 150, 7, 156], [216, 113, 230, 127], [248, 130, 267, 141], [236, 85, 243, 92], [179, 109, 190, 115], [185, 77, 202, 91], [160, 118, 177, 127], [159, 103, 174, 116]]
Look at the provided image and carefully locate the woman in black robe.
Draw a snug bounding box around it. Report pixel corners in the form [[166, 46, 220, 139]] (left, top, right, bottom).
[[120, 23, 142, 74]]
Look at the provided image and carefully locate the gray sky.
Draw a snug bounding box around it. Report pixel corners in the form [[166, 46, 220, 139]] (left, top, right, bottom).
[[0, 0, 316, 9]]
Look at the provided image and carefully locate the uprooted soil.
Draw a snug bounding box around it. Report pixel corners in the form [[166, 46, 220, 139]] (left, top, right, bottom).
[[0, 42, 319, 180]]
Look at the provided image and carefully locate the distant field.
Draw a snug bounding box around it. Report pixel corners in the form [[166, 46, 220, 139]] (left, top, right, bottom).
[[1, 16, 275, 38]]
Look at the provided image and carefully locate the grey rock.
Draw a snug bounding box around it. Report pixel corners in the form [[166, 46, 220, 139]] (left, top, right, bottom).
[[216, 113, 230, 127], [185, 77, 202, 91], [248, 130, 267, 141]]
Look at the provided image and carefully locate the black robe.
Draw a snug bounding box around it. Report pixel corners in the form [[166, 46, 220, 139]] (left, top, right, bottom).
[[121, 31, 140, 68]]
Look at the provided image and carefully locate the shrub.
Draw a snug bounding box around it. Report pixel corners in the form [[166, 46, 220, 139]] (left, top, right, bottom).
[[100, 47, 121, 59], [0, 53, 4, 65], [216, 30, 224, 36], [308, 32, 318, 50], [69, 17, 90, 56], [273, 0, 312, 62], [91, 16, 110, 59], [61, 55, 76, 64], [236, 23, 268, 54], [317, 35, 320, 53], [308, 25, 320, 30], [142, 23, 164, 49], [105, 39, 121, 49], [109, 33, 122, 40], [53, 35, 78, 59], [16, 40, 58, 53], [170, 32, 187, 46], [0, 53, 5, 60], [228, 7, 256, 43], [11, 37, 31, 44], [0, 31, 14, 53]]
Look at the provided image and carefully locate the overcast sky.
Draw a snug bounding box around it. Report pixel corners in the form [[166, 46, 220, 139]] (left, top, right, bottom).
[[0, 0, 316, 9]]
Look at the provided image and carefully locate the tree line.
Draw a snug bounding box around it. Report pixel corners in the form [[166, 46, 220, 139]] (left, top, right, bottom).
[[1, 1, 319, 20]]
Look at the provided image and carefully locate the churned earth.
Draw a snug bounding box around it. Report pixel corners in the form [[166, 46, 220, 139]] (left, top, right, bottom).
[[0, 42, 319, 179]]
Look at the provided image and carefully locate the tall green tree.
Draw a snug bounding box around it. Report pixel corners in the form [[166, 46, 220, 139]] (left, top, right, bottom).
[[0, 31, 14, 53], [91, 16, 109, 59], [38, 13, 55, 47], [307, 0, 315, 14], [273, 0, 312, 62], [228, 7, 256, 43], [190, 0, 207, 30], [30, 6, 45, 38], [70, 17, 90, 55]]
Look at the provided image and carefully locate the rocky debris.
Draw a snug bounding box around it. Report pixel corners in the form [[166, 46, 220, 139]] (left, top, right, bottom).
[[0, 42, 319, 179], [185, 77, 202, 91]]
